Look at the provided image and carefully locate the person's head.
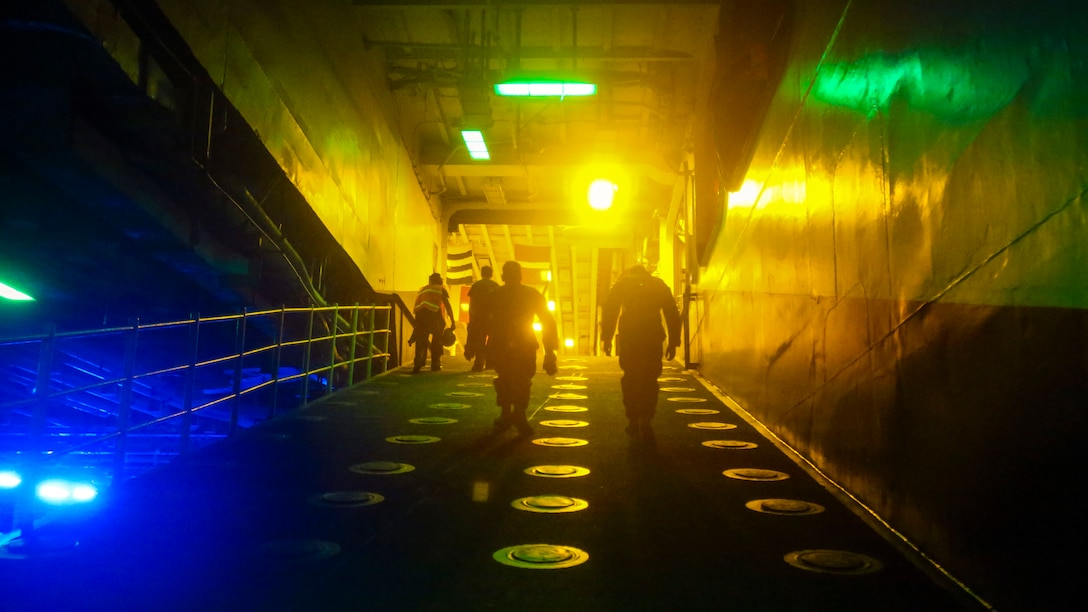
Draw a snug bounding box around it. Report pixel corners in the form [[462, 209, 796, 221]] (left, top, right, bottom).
[[625, 264, 649, 277], [428, 272, 442, 285], [480, 265, 493, 279], [501, 261, 522, 285]]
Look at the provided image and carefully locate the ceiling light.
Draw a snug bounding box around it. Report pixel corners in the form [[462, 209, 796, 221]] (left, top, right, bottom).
[[0, 280, 34, 301], [588, 179, 618, 210], [461, 130, 490, 160], [494, 81, 597, 97]]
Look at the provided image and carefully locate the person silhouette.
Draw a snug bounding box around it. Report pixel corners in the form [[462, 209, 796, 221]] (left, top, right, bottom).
[[600, 264, 681, 446], [484, 261, 558, 436], [464, 265, 500, 371]]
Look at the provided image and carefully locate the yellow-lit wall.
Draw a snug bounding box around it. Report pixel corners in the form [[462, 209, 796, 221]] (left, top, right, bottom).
[[148, 0, 437, 294], [698, 1, 1087, 608]]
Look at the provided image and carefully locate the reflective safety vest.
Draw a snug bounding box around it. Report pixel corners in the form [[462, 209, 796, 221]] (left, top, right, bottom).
[[414, 283, 446, 318]]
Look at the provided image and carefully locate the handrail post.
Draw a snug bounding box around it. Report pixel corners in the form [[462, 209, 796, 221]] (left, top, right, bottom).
[[326, 304, 339, 395], [387, 302, 396, 370], [301, 306, 315, 405], [18, 325, 56, 542], [180, 314, 200, 456], [366, 306, 376, 380], [399, 306, 405, 368], [347, 304, 360, 387], [229, 309, 247, 437], [271, 306, 285, 420], [114, 319, 139, 482]]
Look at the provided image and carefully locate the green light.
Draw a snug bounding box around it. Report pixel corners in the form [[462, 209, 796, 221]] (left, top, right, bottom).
[[0, 281, 34, 301], [813, 48, 1024, 121], [461, 130, 490, 160], [494, 81, 597, 97]]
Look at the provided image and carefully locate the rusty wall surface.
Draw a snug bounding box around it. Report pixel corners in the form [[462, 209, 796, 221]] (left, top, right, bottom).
[[698, 0, 1088, 608], [144, 0, 437, 293]]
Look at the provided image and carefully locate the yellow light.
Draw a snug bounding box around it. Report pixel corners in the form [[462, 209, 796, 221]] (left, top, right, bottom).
[[564, 338, 575, 348], [587, 179, 617, 210], [460, 303, 469, 312], [544, 270, 552, 282], [729, 179, 763, 208], [532, 322, 542, 332], [570, 163, 631, 223], [728, 177, 808, 218], [547, 300, 556, 311]]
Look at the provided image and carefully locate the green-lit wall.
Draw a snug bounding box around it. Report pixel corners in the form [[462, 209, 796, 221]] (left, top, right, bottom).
[[697, 1, 1088, 608], [112, 0, 438, 294]]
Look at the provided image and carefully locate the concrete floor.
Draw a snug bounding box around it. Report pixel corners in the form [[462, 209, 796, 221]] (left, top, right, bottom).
[[3, 356, 980, 611]]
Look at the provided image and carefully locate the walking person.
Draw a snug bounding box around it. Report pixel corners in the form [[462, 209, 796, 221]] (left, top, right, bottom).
[[411, 272, 456, 373], [485, 261, 558, 436], [464, 265, 500, 371], [600, 264, 681, 446]]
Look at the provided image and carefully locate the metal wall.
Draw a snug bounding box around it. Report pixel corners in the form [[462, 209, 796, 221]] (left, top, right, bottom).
[[105, 0, 440, 294], [697, 1, 1088, 608]]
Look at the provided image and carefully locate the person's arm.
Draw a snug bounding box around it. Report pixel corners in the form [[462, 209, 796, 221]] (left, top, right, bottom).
[[537, 294, 559, 375], [660, 281, 682, 361], [599, 280, 622, 356], [442, 289, 456, 328]]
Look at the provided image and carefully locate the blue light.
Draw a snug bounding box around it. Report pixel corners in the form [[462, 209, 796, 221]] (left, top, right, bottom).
[[71, 483, 98, 503], [35, 478, 99, 505], [0, 470, 22, 489]]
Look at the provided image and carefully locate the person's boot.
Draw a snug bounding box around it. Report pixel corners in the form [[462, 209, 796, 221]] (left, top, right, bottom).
[[512, 411, 534, 437], [493, 410, 512, 434], [431, 355, 442, 371], [641, 418, 656, 449], [625, 418, 640, 438]]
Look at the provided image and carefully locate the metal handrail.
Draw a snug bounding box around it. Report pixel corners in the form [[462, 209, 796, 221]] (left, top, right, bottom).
[[0, 303, 402, 488]]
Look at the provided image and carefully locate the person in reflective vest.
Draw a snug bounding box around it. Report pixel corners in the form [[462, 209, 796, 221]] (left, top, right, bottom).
[[412, 272, 456, 373], [600, 264, 681, 447]]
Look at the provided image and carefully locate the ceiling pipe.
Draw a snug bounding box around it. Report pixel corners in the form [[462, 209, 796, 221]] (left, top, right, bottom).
[[514, 8, 522, 73], [571, 6, 578, 70]]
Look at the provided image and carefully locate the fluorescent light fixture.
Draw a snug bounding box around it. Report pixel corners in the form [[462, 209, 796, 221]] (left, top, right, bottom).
[[0, 281, 34, 301], [564, 338, 575, 348], [547, 300, 556, 312], [461, 130, 490, 160], [495, 81, 597, 97]]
